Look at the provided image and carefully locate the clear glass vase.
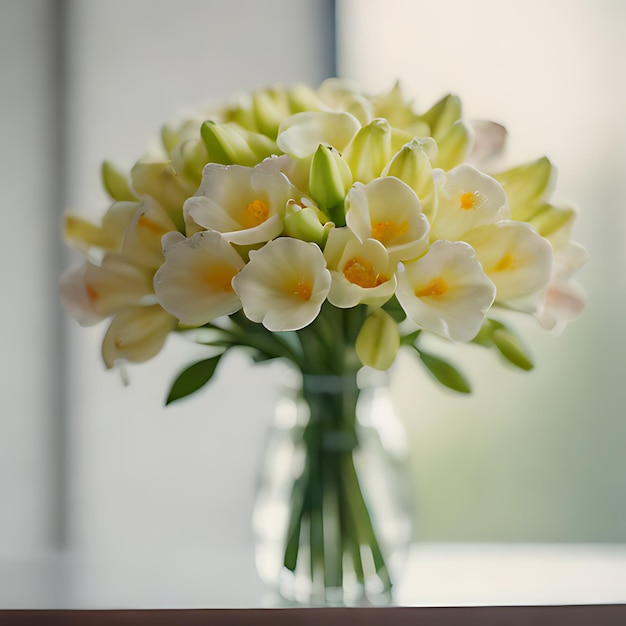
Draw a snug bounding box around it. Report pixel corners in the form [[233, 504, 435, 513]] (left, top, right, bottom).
[[253, 368, 415, 605]]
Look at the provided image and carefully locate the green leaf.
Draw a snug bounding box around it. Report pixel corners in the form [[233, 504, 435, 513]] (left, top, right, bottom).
[[165, 355, 223, 405], [418, 350, 471, 394], [399, 329, 421, 346], [382, 295, 407, 323], [492, 328, 534, 371]]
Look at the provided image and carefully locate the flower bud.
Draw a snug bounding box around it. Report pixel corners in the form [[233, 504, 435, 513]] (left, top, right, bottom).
[[434, 120, 471, 170], [355, 308, 400, 371], [528, 202, 576, 239], [492, 327, 534, 371], [373, 81, 416, 128], [344, 118, 392, 183], [101, 161, 136, 202], [130, 162, 189, 231], [200, 120, 276, 167], [170, 138, 208, 188], [383, 138, 437, 220], [494, 157, 554, 221], [282, 201, 332, 247], [309, 144, 352, 220], [419, 94, 462, 140], [252, 89, 285, 138], [286, 83, 324, 113]]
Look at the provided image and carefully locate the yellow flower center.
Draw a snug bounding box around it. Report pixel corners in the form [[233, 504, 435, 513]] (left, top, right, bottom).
[[245, 199, 270, 227], [492, 253, 515, 272], [293, 279, 312, 301], [459, 192, 477, 210], [414, 276, 448, 298], [371, 220, 408, 245], [343, 257, 387, 288], [85, 283, 99, 302], [205, 265, 237, 292], [137, 214, 168, 235]]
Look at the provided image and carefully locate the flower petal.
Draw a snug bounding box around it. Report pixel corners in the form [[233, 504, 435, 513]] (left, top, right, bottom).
[[431, 164, 509, 241], [232, 238, 331, 331], [463, 222, 553, 305], [153, 230, 244, 326], [184, 164, 294, 245], [277, 111, 361, 158], [345, 177, 430, 262], [396, 240, 496, 341], [324, 228, 396, 308], [101, 305, 177, 368]]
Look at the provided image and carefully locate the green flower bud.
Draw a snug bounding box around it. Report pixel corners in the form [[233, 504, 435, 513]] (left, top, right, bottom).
[[383, 138, 437, 220], [344, 118, 392, 183], [494, 157, 554, 221], [200, 121, 276, 167], [528, 202, 576, 239], [356, 308, 400, 371], [101, 161, 136, 202], [130, 161, 189, 231], [286, 83, 324, 113], [252, 89, 285, 139], [373, 81, 417, 128], [492, 327, 534, 371], [419, 94, 462, 140], [170, 138, 208, 188], [435, 120, 471, 170], [282, 201, 332, 247], [309, 144, 352, 221]]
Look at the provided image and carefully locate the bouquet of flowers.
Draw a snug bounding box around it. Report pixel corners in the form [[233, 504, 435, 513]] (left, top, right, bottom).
[[60, 79, 587, 602]]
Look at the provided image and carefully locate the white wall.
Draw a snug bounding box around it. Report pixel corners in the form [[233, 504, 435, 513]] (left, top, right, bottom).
[[1, 0, 335, 607], [0, 0, 62, 556]]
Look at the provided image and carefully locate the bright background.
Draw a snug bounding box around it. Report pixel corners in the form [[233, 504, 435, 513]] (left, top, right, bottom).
[[338, 0, 626, 543], [1, 0, 625, 607]]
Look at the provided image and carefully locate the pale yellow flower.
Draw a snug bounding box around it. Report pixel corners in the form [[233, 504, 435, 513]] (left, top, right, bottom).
[[463, 221, 553, 308], [315, 78, 374, 125], [153, 231, 245, 327], [232, 237, 331, 331], [396, 240, 496, 342], [276, 111, 361, 158], [184, 164, 295, 245], [59, 253, 155, 325], [120, 197, 179, 271], [430, 165, 509, 241], [537, 242, 588, 334], [324, 227, 396, 308], [345, 176, 429, 263], [101, 305, 177, 368], [63, 201, 139, 257]]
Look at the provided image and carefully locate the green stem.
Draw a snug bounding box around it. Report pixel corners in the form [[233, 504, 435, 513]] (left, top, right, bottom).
[[340, 453, 392, 591]]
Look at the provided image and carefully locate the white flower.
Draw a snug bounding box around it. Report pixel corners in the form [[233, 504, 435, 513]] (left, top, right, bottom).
[[101, 305, 177, 368], [63, 200, 138, 256], [276, 111, 361, 158], [232, 237, 331, 331], [537, 242, 588, 334], [153, 231, 245, 326], [184, 164, 296, 245], [396, 240, 496, 342], [120, 197, 179, 271], [430, 165, 509, 241], [463, 221, 553, 308], [324, 227, 396, 308], [60, 253, 155, 325], [345, 176, 430, 263]]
